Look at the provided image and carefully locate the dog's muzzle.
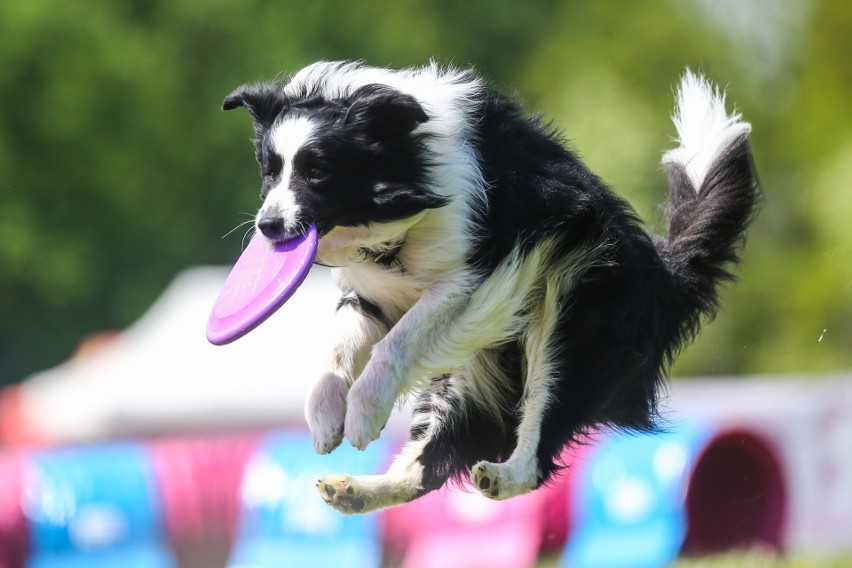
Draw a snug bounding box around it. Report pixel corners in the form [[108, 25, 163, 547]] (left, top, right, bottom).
[[257, 213, 300, 242]]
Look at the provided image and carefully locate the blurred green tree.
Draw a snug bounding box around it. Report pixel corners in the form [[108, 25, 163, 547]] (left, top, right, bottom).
[[0, 0, 848, 385]]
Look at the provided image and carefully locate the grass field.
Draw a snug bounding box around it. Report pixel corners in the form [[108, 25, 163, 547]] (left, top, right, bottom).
[[537, 549, 852, 568], [673, 551, 852, 568]]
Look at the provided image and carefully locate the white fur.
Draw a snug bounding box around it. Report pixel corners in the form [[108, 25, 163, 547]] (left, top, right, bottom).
[[469, 269, 566, 499], [306, 63, 744, 513], [316, 235, 604, 509], [295, 62, 610, 509], [317, 440, 428, 513], [344, 275, 473, 449], [279, 63, 496, 455], [287, 61, 487, 269], [258, 117, 316, 229], [662, 70, 751, 190], [224, 62, 753, 514], [306, 301, 387, 454]]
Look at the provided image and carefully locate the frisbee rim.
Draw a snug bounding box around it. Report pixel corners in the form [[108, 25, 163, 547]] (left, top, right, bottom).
[[206, 226, 318, 345]]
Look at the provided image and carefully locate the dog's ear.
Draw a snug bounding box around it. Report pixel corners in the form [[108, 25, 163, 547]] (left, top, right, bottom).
[[222, 86, 250, 111], [222, 84, 286, 128], [343, 85, 428, 137]]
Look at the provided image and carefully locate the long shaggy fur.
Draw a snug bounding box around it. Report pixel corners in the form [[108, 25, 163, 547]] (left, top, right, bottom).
[[222, 62, 759, 513]]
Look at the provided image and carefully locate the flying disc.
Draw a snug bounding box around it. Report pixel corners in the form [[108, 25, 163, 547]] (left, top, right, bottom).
[[206, 225, 318, 345]]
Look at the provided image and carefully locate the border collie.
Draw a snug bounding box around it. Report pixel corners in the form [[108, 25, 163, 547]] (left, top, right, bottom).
[[223, 61, 758, 514]]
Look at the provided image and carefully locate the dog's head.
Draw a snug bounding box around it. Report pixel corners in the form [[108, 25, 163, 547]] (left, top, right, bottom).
[[223, 80, 448, 249]]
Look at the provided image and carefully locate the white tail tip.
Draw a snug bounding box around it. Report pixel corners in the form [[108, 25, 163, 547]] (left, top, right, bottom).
[[662, 70, 751, 190]]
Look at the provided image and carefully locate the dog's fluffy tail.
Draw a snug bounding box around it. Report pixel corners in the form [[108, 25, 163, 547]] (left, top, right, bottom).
[[657, 70, 759, 341]]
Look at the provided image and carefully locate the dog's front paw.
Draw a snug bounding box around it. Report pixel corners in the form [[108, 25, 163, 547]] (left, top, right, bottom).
[[344, 362, 394, 450], [305, 371, 349, 454]]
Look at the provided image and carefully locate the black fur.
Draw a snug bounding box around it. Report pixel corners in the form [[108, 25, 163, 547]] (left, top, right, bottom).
[[222, 62, 759, 511], [225, 81, 445, 241]]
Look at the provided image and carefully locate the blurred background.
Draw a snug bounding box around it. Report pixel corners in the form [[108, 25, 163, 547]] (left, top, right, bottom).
[[0, 0, 850, 567], [1, 0, 849, 384]]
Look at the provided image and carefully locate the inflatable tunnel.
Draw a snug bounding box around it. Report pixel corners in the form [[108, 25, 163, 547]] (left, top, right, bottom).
[[563, 420, 787, 568]]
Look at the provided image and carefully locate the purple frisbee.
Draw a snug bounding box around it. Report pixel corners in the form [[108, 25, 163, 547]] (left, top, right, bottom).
[[206, 225, 318, 345]]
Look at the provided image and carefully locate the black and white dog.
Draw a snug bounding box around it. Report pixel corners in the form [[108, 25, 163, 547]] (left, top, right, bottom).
[[223, 61, 758, 514]]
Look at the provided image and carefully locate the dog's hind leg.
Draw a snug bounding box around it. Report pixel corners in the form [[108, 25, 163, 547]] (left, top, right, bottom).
[[470, 286, 561, 500], [317, 378, 456, 514], [318, 371, 513, 513], [315, 436, 433, 514]]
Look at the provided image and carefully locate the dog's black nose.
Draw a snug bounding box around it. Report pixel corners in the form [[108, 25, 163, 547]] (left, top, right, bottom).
[[257, 214, 288, 241]]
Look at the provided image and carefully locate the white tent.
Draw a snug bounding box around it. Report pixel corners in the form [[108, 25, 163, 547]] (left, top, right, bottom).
[[8, 265, 347, 443], [5, 264, 852, 555]]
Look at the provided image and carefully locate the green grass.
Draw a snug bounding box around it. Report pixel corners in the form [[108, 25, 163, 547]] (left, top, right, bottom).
[[674, 551, 852, 568], [537, 550, 852, 568]]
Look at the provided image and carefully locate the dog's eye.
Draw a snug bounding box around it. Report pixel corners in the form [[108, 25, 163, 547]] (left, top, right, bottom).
[[263, 152, 283, 178], [303, 163, 328, 183], [295, 150, 329, 184]]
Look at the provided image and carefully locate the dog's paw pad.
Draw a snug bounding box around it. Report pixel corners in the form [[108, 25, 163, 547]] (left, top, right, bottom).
[[471, 462, 502, 499], [316, 474, 368, 514], [471, 460, 539, 500]]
